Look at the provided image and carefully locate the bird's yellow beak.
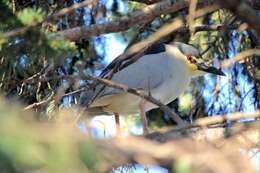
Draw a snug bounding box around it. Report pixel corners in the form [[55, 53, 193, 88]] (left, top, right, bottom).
[[197, 63, 225, 76]]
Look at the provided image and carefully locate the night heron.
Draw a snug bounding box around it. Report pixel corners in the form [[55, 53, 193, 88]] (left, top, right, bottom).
[[83, 42, 225, 134]]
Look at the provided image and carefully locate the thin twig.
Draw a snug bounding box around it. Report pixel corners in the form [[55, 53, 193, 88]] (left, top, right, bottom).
[[24, 92, 54, 110], [162, 111, 260, 133]]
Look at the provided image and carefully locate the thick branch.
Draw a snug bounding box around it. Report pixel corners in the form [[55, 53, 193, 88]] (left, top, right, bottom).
[[57, 0, 215, 41]]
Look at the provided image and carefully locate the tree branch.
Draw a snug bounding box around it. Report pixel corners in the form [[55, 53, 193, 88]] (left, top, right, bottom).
[[93, 120, 258, 173], [57, 0, 215, 41], [222, 48, 260, 68], [147, 111, 260, 141]]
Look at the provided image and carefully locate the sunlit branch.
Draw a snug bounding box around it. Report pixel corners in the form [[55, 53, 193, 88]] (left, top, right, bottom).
[[222, 48, 260, 68]]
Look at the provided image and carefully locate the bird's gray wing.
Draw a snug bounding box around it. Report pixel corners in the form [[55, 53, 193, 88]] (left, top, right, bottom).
[[99, 52, 169, 97], [100, 43, 166, 77]]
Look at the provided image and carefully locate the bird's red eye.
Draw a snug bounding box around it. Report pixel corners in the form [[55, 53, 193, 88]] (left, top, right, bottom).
[[187, 55, 197, 63]]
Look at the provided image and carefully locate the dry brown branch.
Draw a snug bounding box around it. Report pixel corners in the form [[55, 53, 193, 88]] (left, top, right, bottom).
[[187, 0, 198, 32], [168, 111, 259, 132], [147, 112, 260, 143], [192, 111, 259, 126], [57, 0, 215, 41], [192, 121, 259, 148], [222, 48, 260, 68], [217, 0, 260, 35]]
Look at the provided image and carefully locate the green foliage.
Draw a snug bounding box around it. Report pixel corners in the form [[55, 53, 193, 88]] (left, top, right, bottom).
[[17, 8, 45, 25], [173, 159, 192, 173], [0, 100, 45, 171], [0, 98, 106, 173], [178, 93, 192, 113], [47, 34, 77, 59]]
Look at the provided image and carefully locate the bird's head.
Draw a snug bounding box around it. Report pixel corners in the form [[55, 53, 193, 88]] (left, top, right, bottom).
[[172, 42, 225, 77]]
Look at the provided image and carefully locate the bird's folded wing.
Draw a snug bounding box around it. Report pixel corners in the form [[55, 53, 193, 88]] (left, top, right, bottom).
[[98, 53, 168, 98]]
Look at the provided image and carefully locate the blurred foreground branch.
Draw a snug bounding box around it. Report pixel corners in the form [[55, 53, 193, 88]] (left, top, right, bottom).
[[98, 123, 258, 173], [3, 99, 259, 173]]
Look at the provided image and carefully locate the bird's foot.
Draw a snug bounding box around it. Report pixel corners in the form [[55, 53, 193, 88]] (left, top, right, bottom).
[[114, 113, 122, 137], [139, 98, 149, 135]]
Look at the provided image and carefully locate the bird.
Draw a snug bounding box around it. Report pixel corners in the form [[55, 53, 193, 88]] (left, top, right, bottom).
[[81, 42, 225, 135]]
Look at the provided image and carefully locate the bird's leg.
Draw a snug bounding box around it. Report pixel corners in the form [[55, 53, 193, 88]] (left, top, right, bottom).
[[139, 96, 149, 135], [114, 113, 121, 136]]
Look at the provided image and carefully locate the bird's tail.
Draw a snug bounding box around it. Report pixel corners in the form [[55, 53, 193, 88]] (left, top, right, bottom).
[[79, 88, 112, 116]]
